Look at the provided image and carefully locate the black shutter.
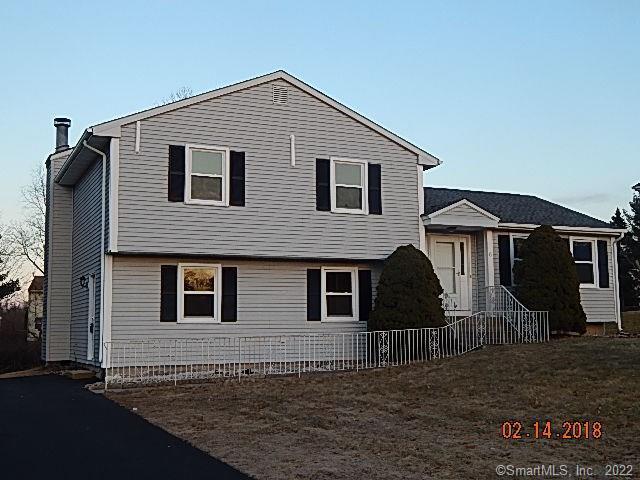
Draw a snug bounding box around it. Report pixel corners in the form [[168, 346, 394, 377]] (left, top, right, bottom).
[[498, 235, 512, 286], [229, 151, 245, 207], [367, 164, 382, 214], [358, 269, 372, 321], [168, 145, 185, 202], [160, 265, 177, 322], [316, 159, 330, 211], [221, 267, 238, 322], [307, 269, 321, 321], [597, 240, 609, 288]]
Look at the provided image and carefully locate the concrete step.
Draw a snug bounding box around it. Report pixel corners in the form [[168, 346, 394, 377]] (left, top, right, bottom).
[[63, 370, 96, 380]]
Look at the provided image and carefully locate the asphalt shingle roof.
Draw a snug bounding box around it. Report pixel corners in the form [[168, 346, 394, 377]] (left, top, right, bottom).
[[424, 187, 611, 229]]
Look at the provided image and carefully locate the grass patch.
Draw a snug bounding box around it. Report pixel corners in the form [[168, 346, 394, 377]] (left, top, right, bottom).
[[106, 337, 639, 479]]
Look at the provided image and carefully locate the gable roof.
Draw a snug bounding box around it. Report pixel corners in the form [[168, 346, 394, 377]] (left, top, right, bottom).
[[90, 70, 439, 165], [424, 187, 612, 229]]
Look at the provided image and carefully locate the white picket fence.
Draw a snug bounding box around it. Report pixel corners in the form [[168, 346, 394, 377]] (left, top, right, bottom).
[[103, 310, 549, 388]]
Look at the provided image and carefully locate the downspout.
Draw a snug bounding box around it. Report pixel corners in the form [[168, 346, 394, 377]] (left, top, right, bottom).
[[612, 232, 624, 331], [82, 141, 106, 363]]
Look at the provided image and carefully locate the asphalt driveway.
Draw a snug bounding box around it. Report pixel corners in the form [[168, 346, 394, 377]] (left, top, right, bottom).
[[0, 375, 251, 479]]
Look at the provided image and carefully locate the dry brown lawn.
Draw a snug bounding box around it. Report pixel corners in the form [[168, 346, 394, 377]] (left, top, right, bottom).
[[106, 337, 639, 479], [622, 310, 640, 334]]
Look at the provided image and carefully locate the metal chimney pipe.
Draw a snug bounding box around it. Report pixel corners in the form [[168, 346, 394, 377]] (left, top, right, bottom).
[[54, 117, 71, 152]]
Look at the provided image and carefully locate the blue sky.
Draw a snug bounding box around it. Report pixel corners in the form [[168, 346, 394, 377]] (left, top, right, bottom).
[[0, 0, 638, 222]]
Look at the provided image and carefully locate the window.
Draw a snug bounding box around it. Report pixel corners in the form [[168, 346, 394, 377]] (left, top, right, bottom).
[[331, 158, 367, 214], [322, 267, 358, 321], [186, 145, 229, 205], [570, 239, 596, 286], [178, 264, 221, 322]]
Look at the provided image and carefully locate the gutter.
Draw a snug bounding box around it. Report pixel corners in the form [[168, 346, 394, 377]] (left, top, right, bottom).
[[81, 141, 107, 364], [54, 128, 93, 183]]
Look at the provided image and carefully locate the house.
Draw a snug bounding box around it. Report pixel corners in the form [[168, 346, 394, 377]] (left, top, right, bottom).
[[27, 276, 44, 341], [42, 71, 623, 368]]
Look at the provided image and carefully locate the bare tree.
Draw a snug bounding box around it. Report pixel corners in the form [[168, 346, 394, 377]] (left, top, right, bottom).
[[6, 166, 46, 275], [159, 86, 194, 106]]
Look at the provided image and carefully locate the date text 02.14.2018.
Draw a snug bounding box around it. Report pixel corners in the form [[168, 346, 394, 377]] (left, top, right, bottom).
[[501, 421, 603, 440]]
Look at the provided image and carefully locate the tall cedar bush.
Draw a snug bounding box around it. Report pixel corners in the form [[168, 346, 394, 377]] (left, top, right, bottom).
[[369, 244, 446, 331], [514, 225, 586, 334]]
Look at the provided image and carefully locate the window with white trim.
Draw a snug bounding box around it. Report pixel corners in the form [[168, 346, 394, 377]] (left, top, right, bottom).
[[331, 158, 367, 213], [322, 267, 358, 321], [570, 239, 596, 286], [186, 145, 229, 204], [178, 264, 221, 322]]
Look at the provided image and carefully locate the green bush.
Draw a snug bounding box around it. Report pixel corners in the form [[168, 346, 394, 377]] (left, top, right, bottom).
[[514, 225, 587, 334], [369, 244, 446, 331]]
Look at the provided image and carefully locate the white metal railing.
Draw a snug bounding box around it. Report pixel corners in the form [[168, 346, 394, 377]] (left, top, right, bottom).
[[485, 285, 535, 339], [103, 311, 549, 388]]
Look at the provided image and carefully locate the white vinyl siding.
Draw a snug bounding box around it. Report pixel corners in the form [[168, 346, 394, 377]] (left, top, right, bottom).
[[116, 79, 420, 260], [493, 231, 617, 323], [111, 257, 381, 341]]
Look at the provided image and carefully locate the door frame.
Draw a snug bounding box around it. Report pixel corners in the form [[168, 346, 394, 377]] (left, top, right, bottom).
[[87, 274, 96, 361], [427, 234, 473, 315]]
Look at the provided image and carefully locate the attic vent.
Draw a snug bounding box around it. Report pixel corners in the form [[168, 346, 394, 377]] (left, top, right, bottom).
[[272, 85, 288, 105]]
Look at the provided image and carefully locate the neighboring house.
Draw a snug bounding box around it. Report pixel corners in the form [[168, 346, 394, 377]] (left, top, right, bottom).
[[27, 276, 44, 341], [42, 71, 624, 368]]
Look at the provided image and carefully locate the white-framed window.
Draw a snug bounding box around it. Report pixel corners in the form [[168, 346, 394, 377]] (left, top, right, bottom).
[[570, 238, 597, 287], [330, 157, 368, 214], [321, 267, 359, 322], [177, 263, 222, 323], [185, 144, 230, 205]]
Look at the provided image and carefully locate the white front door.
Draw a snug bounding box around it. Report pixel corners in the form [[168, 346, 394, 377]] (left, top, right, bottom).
[[87, 275, 96, 361], [429, 235, 472, 314]]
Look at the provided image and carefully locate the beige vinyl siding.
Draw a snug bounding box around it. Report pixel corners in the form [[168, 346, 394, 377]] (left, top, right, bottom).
[[70, 158, 103, 365], [492, 230, 617, 323], [116, 79, 420, 260], [44, 155, 73, 361], [110, 256, 381, 342]]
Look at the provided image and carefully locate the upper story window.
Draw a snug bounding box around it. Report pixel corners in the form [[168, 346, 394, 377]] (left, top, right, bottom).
[[178, 263, 221, 323], [330, 158, 368, 214], [570, 239, 596, 286], [186, 145, 229, 205]]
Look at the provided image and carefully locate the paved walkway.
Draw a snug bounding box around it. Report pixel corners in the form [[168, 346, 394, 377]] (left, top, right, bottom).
[[0, 375, 251, 479]]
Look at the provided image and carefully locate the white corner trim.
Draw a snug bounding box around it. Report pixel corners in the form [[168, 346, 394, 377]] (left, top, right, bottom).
[[108, 138, 119, 252], [100, 255, 113, 366], [427, 199, 501, 222], [417, 165, 426, 253], [485, 230, 495, 287], [290, 134, 296, 167], [134, 121, 141, 154]]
